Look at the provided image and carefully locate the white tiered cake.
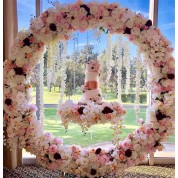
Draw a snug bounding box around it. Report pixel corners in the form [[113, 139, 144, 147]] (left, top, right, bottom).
[[80, 60, 104, 104]]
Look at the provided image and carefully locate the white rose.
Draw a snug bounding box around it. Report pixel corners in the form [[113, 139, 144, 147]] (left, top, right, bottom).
[[90, 6, 98, 15], [8, 69, 15, 77], [71, 19, 80, 28], [126, 19, 134, 28]]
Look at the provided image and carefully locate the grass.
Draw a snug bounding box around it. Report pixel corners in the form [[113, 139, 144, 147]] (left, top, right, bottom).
[[32, 87, 148, 104], [44, 108, 175, 147], [30, 87, 174, 147]]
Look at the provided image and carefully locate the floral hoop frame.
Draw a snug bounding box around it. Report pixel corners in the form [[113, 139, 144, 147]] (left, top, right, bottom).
[[3, 1, 175, 177]]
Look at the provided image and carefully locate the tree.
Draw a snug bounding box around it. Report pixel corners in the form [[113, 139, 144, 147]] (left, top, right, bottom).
[[79, 44, 99, 64]]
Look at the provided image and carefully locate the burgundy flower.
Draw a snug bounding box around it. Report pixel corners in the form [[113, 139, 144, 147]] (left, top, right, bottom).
[[54, 153, 61, 160], [14, 67, 24, 75], [5, 98, 12, 106], [145, 20, 152, 27], [124, 27, 131, 34], [23, 38, 31, 47], [167, 74, 175, 80], [80, 4, 91, 17], [49, 23, 57, 31], [102, 106, 113, 114], [125, 149, 132, 157], [90, 168, 97, 175], [78, 107, 85, 115], [95, 148, 102, 154], [156, 110, 167, 120], [154, 141, 160, 147]]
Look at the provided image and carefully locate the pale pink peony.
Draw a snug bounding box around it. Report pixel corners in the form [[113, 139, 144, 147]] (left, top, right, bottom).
[[16, 84, 24, 91], [121, 139, 132, 150], [48, 145, 58, 154], [54, 138, 63, 145], [29, 104, 38, 112], [48, 161, 59, 170]]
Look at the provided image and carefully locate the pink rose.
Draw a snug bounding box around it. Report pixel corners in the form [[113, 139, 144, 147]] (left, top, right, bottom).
[[145, 128, 154, 135], [54, 138, 63, 145], [127, 159, 135, 166], [139, 154, 146, 161], [29, 104, 38, 112], [44, 132, 52, 139], [100, 154, 110, 164], [72, 152, 79, 159], [105, 113, 112, 120], [48, 145, 58, 154], [48, 162, 58, 170], [121, 139, 132, 150], [16, 84, 24, 91]]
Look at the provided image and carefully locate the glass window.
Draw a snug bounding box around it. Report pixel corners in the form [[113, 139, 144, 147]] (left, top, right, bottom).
[[158, 0, 175, 55], [154, 0, 175, 159], [17, 0, 36, 31]]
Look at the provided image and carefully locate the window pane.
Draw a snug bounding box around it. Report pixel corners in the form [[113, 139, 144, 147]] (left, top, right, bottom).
[[158, 0, 175, 55], [17, 0, 36, 31], [154, 0, 175, 158]]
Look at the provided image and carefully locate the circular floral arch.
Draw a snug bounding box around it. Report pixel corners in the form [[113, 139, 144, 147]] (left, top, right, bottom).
[[3, 1, 175, 177]]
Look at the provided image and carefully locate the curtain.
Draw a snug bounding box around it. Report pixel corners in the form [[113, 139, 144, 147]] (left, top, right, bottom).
[[3, 0, 22, 168]]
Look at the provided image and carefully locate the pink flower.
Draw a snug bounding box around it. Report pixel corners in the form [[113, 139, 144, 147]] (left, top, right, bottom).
[[168, 47, 174, 53], [137, 118, 144, 125], [105, 113, 112, 120], [29, 104, 38, 112], [16, 84, 24, 91], [48, 145, 58, 154], [100, 154, 110, 164], [139, 154, 146, 161], [72, 152, 79, 159], [48, 162, 58, 170], [44, 132, 52, 139], [127, 159, 135, 166], [145, 128, 154, 135], [54, 138, 63, 145], [121, 139, 132, 150]]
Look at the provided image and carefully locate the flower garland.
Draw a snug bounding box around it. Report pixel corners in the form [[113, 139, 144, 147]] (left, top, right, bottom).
[[116, 35, 122, 103], [4, 1, 175, 177], [123, 40, 131, 95], [58, 41, 67, 107], [39, 55, 45, 128], [106, 33, 112, 83], [134, 49, 142, 120]]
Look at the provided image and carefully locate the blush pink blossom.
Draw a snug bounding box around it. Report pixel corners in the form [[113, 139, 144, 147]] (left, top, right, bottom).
[[145, 128, 154, 135], [54, 138, 63, 145], [127, 159, 135, 166], [48, 145, 58, 154], [29, 104, 38, 112], [100, 154, 110, 164], [16, 84, 24, 91], [105, 113, 112, 120], [48, 162, 58, 170], [121, 139, 132, 150]]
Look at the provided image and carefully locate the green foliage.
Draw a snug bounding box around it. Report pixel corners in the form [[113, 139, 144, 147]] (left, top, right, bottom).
[[121, 93, 147, 103]]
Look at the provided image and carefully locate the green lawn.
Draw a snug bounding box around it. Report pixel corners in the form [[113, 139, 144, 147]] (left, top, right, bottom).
[[44, 108, 175, 147], [30, 87, 174, 146]]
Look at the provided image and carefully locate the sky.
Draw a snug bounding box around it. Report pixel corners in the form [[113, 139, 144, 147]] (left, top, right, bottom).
[[17, 0, 175, 57]]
